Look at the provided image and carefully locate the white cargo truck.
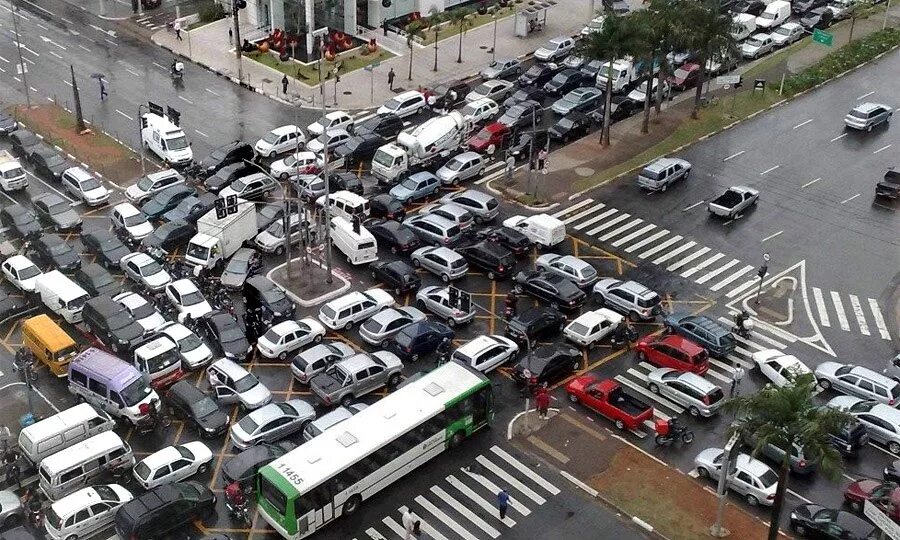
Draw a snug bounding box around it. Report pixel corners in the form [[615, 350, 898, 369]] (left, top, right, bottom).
[[371, 112, 468, 185], [0, 150, 27, 191], [184, 200, 257, 270], [596, 57, 658, 94]]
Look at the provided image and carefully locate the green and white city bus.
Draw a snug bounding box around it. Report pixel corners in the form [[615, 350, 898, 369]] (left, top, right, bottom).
[[257, 361, 494, 539]]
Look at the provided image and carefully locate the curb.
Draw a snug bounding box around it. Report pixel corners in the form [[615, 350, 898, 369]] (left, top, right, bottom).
[[266, 258, 350, 307], [484, 178, 560, 212]]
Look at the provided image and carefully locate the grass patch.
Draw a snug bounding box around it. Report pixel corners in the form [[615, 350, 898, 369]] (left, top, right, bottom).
[[420, 6, 516, 46], [515, 192, 546, 206], [246, 48, 395, 85]]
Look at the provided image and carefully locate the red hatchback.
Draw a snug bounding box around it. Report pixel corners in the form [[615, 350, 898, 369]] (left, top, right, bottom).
[[844, 479, 900, 521], [636, 334, 709, 375], [467, 122, 510, 153]]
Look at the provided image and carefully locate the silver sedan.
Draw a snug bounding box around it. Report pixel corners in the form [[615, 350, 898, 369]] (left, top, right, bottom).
[[358, 306, 426, 347], [229, 399, 316, 450], [535, 254, 598, 288]]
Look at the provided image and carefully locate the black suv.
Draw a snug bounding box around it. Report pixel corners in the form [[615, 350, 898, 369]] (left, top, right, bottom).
[[167, 380, 229, 438], [82, 296, 145, 354], [74, 263, 120, 297], [141, 220, 196, 257], [30, 234, 81, 272], [386, 320, 454, 362], [512, 270, 587, 312], [543, 69, 591, 96], [471, 226, 531, 256], [198, 310, 250, 362], [81, 229, 131, 268], [333, 133, 385, 167], [222, 441, 297, 490], [506, 306, 567, 343], [198, 140, 254, 178], [369, 194, 406, 222], [164, 192, 218, 224], [371, 260, 420, 295], [329, 171, 364, 195], [512, 345, 581, 385], [518, 62, 563, 87], [243, 275, 295, 322], [354, 113, 404, 139], [0, 206, 41, 239], [456, 241, 516, 280], [367, 219, 421, 255], [828, 418, 869, 458], [114, 481, 215, 540]]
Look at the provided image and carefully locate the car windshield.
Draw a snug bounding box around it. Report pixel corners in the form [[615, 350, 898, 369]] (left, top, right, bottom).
[[45, 154, 66, 167], [262, 131, 281, 144], [233, 373, 258, 393], [674, 67, 692, 79], [176, 445, 195, 460], [445, 159, 464, 171], [567, 322, 590, 336], [229, 257, 249, 273], [181, 290, 205, 306], [263, 328, 281, 342], [758, 469, 778, 488], [473, 83, 491, 95], [848, 110, 869, 119], [266, 222, 285, 237], [746, 38, 763, 47], [232, 177, 249, 191], [139, 260, 162, 276], [399, 178, 418, 190], [47, 200, 70, 214], [45, 506, 62, 529], [558, 118, 575, 128], [191, 397, 219, 418], [261, 289, 285, 304], [143, 347, 179, 374], [166, 135, 189, 150], [134, 461, 151, 480], [120, 378, 152, 406], [320, 306, 337, 320], [136, 176, 155, 191], [760, 11, 776, 19], [48, 243, 70, 256], [123, 213, 148, 227], [382, 98, 401, 110], [177, 331, 204, 352], [130, 301, 156, 320], [220, 324, 244, 344], [237, 415, 258, 433]]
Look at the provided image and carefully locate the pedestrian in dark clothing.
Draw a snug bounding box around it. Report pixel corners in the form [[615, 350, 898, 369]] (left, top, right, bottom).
[[497, 489, 509, 520], [5, 461, 19, 490], [229, 27, 233, 46], [387, 68, 395, 90], [536, 384, 550, 419], [383, 18, 388, 36], [281, 74, 289, 95], [412, 521, 422, 538], [99, 78, 108, 101]]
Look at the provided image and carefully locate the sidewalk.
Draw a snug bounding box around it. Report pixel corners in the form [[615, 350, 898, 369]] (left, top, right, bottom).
[[152, 0, 599, 111]]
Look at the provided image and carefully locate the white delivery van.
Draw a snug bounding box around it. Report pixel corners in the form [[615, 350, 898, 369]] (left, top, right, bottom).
[[18, 403, 115, 465], [503, 214, 566, 249], [34, 271, 90, 324], [731, 13, 757, 41], [756, 0, 791, 28], [315, 190, 370, 221], [330, 216, 378, 265], [140, 112, 193, 167], [38, 431, 134, 500], [184, 200, 257, 270], [0, 150, 27, 191]]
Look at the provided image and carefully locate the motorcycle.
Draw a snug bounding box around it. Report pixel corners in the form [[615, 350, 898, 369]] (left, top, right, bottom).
[[610, 325, 638, 347], [654, 418, 694, 446], [225, 483, 251, 526], [732, 310, 754, 338], [171, 61, 184, 83]]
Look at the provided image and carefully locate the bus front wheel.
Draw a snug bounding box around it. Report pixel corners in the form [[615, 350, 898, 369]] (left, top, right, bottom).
[[343, 495, 362, 515]]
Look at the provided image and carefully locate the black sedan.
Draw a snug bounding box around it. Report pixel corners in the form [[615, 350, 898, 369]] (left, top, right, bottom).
[[164, 192, 218, 224], [0, 206, 41, 239], [329, 171, 364, 195], [141, 185, 197, 220], [0, 112, 18, 135], [371, 260, 420, 295], [74, 263, 120, 297], [82, 229, 131, 268], [512, 270, 586, 312], [503, 86, 548, 109], [386, 320, 454, 362], [511, 345, 581, 386], [884, 459, 900, 483], [472, 225, 532, 256], [518, 63, 563, 88], [366, 219, 422, 255], [498, 100, 543, 130], [733, 0, 766, 14], [167, 380, 230, 438], [429, 81, 471, 111], [220, 248, 261, 289], [369, 194, 406, 222], [549, 112, 592, 143], [0, 288, 26, 321], [222, 441, 297, 489], [141, 220, 196, 257], [456, 241, 516, 280], [204, 163, 253, 193], [543, 69, 591, 96], [790, 504, 874, 539], [508, 130, 550, 162], [590, 97, 640, 125], [333, 133, 385, 167], [800, 7, 834, 29], [198, 140, 254, 178], [30, 234, 81, 272], [506, 306, 567, 343], [354, 113, 404, 140], [10, 130, 40, 158], [199, 310, 251, 362], [256, 205, 284, 233], [31, 192, 82, 231], [221, 173, 278, 200], [29, 147, 73, 182]]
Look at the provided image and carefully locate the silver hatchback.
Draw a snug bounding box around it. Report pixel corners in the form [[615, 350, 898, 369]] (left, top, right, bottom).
[[439, 189, 500, 223], [290, 342, 355, 384], [404, 214, 463, 247], [647, 368, 725, 417], [358, 306, 426, 346], [415, 285, 477, 327], [844, 102, 893, 132], [420, 203, 474, 231], [436, 152, 486, 186], [410, 246, 469, 282]]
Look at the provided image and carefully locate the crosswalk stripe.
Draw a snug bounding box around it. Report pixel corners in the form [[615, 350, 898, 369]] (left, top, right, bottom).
[[598, 217, 643, 242], [638, 360, 731, 384], [848, 295, 870, 336], [725, 279, 759, 299], [750, 319, 798, 343], [365, 527, 387, 539], [710, 264, 754, 292], [399, 507, 451, 540], [705, 368, 732, 384], [490, 446, 561, 495], [681, 252, 724, 278], [415, 495, 481, 540], [695, 258, 740, 285], [551, 198, 593, 218], [562, 202, 606, 224], [382, 516, 407, 538], [812, 287, 830, 327], [625, 229, 669, 253], [574, 208, 617, 231], [586, 212, 631, 236], [431, 485, 500, 538], [830, 291, 850, 331], [652, 241, 697, 265], [446, 475, 517, 527], [612, 223, 656, 247], [616, 373, 684, 413], [461, 468, 531, 516], [666, 247, 710, 272], [868, 298, 891, 340], [709, 358, 737, 374], [475, 455, 546, 505], [638, 235, 683, 259], [725, 354, 755, 370]]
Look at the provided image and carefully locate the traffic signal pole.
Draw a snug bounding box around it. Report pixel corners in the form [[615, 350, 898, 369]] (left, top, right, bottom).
[[232, 0, 246, 83]]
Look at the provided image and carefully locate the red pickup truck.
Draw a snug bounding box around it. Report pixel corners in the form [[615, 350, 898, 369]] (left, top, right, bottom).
[[566, 375, 654, 431]]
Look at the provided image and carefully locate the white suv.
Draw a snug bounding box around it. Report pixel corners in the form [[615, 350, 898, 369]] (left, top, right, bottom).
[[61, 166, 110, 206], [255, 125, 306, 157], [45, 484, 134, 540], [377, 90, 427, 118], [318, 289, 395, 330]]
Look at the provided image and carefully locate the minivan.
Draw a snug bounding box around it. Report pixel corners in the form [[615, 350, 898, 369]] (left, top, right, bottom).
[[22, 314, 78, 377], [756, 0, 791, 28], [460, 98, 500, 125], [67, 348, 160, 425], [404, 214, 463, 247], [315, 190, 370, 221], [647, 368, 726, 417], [330, 216, 379, 265], [45, 484, 134, 540], [18, 403, 114, 465], [125, 169, 185, 204], [435, 151, 486, 186], [114, 482, 215, 540], [39, 431, 134, 500], [815, 362, 900, 406]]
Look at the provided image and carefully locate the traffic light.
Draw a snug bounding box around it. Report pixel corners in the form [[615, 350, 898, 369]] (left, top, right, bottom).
[[381, 0, 391, 6], [166, 106, 181, 126], [757, 265, 768, 279], [214, 197, 227, 220], [148, 101, 163, 116], [225, 195, 238, 214], [234, 0, 246, 8]]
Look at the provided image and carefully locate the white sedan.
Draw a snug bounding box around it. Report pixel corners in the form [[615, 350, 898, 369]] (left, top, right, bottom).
[[451, 335, 519, 373], [1, 255, 42, 292], [257, 318, 326, 360], [564, 308, 623, 348], [120, 252, 172, 291], [752, 349, 811, 387], [132, 441, 213, 489], [165, 279, 213, 323], [159, 321, 213, 369], [113, 291, 166, 333]]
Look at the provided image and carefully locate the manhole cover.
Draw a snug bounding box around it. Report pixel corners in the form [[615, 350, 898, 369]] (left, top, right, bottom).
[[574, 167, 595, 177], [343, 91, 352, 95]]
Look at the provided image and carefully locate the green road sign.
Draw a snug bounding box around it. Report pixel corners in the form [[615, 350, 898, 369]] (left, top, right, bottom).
[[812, 28, 833, 47]]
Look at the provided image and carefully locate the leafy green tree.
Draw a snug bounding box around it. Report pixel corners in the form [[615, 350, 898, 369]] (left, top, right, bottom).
[[628, 10, 660, 134], [683, 0, 737, 118], [406, 20, 427, 81], [449, 8, 474, 63], [724, 372, 851, 540]]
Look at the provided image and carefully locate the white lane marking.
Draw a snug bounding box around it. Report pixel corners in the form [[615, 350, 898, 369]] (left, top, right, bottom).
[[415, 495, 481, 540], [639, 235, 682, 259], [431, 485, 500, 537], [562, 202, 606, 224], [599, 217, 643, 242], [830, 291, 850, 331], [751, 319, 798, 343], [573, 208, 616, 231], [625, 229, 668, 253], [63, 79, 72, 87], [0, 55, 7, 63], [682, 200, 705, 211], [841, 193, 861, 204], [490, 445, 560, 494], [722, 150, 745, 162], [125, 68, 140, 77], [61, 17, 73, 24], [812, 287, 830, 327], [447, 475, 516, 527], [381, 516, 406, 538], [760, 165, 780, 175], [848, 294, 869, 336], [761, 230, 783, 242], [398, 507, 450, 540], [364, 527, 386, 539], [830, 133, 848, 142], [652, 241, 697, 266], [802, 177, 821, 188], [78, 44, 91, 53], [475, 455, 545, 504], [177, 95, 194, 104], [873, 144, 892, 154], [36, 22, 48, 30], [205, 88, 221, 97], [551, 198, 593, 218], [194, 130, 208, 138], [612, 223, 655, 247], [24, 170, 73, 202], [104, 38, 117, 47], [787, 489, 814, 505], [461, 469, 530, 516], [681, 252, 724, 278], [868, 298, 890, 340], [792, 119, 813, 129], [587, 211, 631, 236], [115, 109, 133, 121], [710, 265, 755, 292], [152, 62, 168, 71], [666, 247, 710, 272], [49, 51, 63, 59], [696, 258, 740, 285], [857, 91, 875, 99]]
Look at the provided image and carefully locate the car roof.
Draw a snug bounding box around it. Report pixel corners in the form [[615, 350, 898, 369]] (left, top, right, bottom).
[[855, 102, 888, 113], [370, 307, 404, 325], [673, 370, 717, 391], [63, 166, 94, 181], [451, 189, 493, 203], [736, 454, 772, 476], [327, 290, 372, 309], [394, 90, 424, 100], [141, 445, 186, 468], [659, 334, 705, 354], [211, 357, 248, 377], [337, 353, 378, 371], [5, 255, 35, 270], [170, 278, 199, 294], [646, 157, 684, 171], [269, 125, 301, 135], [457, 335, 502, 355], [114, 202, 142, 217]]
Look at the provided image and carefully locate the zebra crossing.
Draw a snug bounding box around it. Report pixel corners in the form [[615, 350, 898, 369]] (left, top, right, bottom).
[[352, 445, 560, 540], [551, 200, 891, 340]]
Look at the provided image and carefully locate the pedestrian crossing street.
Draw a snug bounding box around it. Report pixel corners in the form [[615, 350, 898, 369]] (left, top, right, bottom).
[[550, 199, 891, 340], [352, 445, 561, 540]]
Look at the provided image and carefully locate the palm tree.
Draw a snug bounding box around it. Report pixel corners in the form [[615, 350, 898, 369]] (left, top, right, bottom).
[[427, 8, 444, 71], [449, 8, 474, 63], [684, 0, 736, 119], [724, 372, 851, 540], [647, 0, 687, 116], [405, 20, 426, 81], [580, 14, 637, 146], [628, 10, 659, 134]]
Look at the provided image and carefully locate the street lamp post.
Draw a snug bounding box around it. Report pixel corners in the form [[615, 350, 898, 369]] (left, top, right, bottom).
[[10, 3, 31, 108], [525, 106, 536, 194], [318, 45, 333, 284], [136, 104, 147, 177], [491, 12, 498, 63]]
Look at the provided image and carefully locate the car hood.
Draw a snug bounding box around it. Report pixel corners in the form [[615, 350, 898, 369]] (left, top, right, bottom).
[[220, 270, 247, 288], [240, 384, 272, 408], [143, 270, 171, 289], [752, 349, 784, 366], [813, 361, 842, 377], [196, 407, 227, 430], [791, 504, 824, 521], [125, 184, 149, 199], [480, 67, 502, 78], [223, 448, 269, 483], [52, 249, 80, 267], [826, 395, 865, 411], [847, 479, 882, 499], [51, 210, 82, 227], [694, 447, 724, 468]]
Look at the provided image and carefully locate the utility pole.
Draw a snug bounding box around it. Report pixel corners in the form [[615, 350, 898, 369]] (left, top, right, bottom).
[[491, 12, 498, 63], [526, 107, 536, 194], [71, 66, 86, 133], [319, 44, 333, 284], [11, 3, 30, 108], [231, 0, 247, 83], [710, 434, 740, 537], [754, 253, 770, 305], [136, 104, 147, 177]]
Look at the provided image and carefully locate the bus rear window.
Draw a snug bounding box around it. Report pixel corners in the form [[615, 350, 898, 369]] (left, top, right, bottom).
[[260, 476, 288, 516]]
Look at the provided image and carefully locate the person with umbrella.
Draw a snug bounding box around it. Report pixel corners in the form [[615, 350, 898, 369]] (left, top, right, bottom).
[[91, 73, 108, 101]]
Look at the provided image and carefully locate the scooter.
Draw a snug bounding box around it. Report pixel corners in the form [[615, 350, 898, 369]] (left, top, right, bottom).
[[225, 492, 251, 526], [654, 418, 694, 446], [732, 310, 754, 338], [171, 61, 184, 83], [610, 326, 638, 347]]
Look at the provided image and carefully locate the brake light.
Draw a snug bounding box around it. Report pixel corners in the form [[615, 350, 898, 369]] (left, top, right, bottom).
[[323, 396, 331, 405], [892, 398, 896, 406], [498, 265, 505, 272], [767, 494, 775, 500], [798, 459, 806, 468], [404, 346, 412, 353]]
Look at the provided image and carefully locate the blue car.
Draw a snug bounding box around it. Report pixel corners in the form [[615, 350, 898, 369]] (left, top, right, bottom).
[[386, 320, 454, 362], [389, 172, 441, 205], [663, 313, 736, 358]]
